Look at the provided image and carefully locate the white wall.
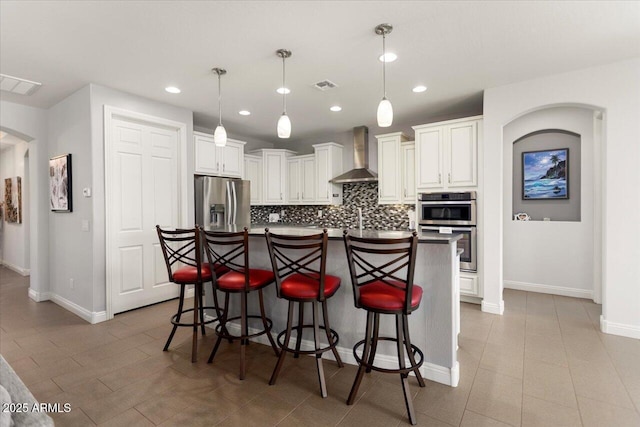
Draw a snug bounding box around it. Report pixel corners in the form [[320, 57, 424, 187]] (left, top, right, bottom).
[[0, 141, 30, 273], [89, 84, 194, 314], [483, 58, 640, 338], [503, 107, 595, 299], [47, 85, 94, 310], [0, 101, 49, 299]]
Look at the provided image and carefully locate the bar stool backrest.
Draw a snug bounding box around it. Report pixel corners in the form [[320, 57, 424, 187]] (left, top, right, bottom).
[[200, 228, 250, 288], [343, 231, 419, 314], [265, 229, 329, 301], [156, 226, 202, 283]]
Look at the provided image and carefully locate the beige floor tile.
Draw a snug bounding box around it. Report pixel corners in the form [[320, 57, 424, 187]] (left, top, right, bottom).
[[215, 393, 299, 427], [49, 407, 97, 427], [480, 342, 524, 379], [569, 358, 635, 409], [413, 378, 471, 426], [460, 410, 513, 427], [98, 408, 154, 427], [523, 359, 577, 409], [524, 333, 568, 367], [521, 394, 581, 427], [466, 368, 523, 426], [577, 396, 640, 427], [98, 352, 176, 391], [27, 378, 64, 402]]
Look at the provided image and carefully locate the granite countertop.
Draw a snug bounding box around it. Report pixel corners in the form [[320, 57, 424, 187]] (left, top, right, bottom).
[[204, 224, 461, 244]]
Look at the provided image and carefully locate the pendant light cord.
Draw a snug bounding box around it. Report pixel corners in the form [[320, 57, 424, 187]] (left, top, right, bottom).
[[282, 55, 287, 114], [218, 73, 222, 126], [382, 32, 387, 99]]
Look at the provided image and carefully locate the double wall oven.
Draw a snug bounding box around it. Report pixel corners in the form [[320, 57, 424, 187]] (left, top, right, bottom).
[[419, 191, 477, 272]]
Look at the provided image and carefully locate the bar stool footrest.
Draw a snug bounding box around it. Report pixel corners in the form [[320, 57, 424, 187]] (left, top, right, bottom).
[[215, 315, 273, 340], [170, 306, 221, 328], [353, 337, 424, 375], [276, 324, 340, 356]]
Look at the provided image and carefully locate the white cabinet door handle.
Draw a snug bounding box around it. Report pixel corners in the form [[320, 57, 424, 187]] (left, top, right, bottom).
[[223, 163, 225, 171], [217, 162, 220, 171], [448, 173, 451, 183], [438, 173, 441, 183]]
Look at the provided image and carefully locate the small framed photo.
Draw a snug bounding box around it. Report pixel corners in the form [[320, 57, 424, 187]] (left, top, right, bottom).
[[522, 148, 569, 200], [50, 154, 73, 212]]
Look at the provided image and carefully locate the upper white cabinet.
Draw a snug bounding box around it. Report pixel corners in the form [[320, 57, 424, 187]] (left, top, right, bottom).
[[250, 149, 296, 205], [376, 132, 415, 204], [288, 155, 316, 204], [194, 131, 245, 178], [401, 141, 416, 203], [244, 154, 262, 205], [412, 116, 481, 190], [313, 143, 343, 205]]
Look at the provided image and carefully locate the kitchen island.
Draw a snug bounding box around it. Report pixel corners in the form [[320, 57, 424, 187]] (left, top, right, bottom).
[[205, 225, 461, 387]]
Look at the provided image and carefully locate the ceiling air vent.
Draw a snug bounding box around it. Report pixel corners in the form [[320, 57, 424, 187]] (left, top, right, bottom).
[[313, 79, 338, 91], [0, 74, 42, 95]]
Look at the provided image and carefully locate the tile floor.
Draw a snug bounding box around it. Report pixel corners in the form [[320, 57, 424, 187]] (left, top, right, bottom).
[[1, 266, 639, 426]]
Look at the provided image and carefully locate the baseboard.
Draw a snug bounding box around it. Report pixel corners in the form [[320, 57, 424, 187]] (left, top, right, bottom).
[[600, 315, 640, 339], [481, 299, 504, 315], [1, 260, 30, 276], [28, 288, 51, 302], [211, 318, 459, 387], [44, 293, 106, 324], [504, 280, 593, 299]]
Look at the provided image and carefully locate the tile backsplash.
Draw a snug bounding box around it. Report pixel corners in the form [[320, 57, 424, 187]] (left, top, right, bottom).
[[251, 182, 415, 230]]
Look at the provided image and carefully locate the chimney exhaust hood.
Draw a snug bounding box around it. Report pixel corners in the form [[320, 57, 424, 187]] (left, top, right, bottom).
[[330, 126, 378, 183]]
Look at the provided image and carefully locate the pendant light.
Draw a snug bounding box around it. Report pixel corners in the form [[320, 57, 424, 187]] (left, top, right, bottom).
[[276, 49, 292, 138], [375, 24, 393, 127], [212, 67, 227, 147]]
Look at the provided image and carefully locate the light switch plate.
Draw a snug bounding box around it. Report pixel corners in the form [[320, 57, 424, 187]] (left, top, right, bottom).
[[82, 187, 91, 197], [81, 219, 90, 231]]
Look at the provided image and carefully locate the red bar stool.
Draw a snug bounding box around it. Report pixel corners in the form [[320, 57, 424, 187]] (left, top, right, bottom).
[[265, 228, 344, 398], [156, 226, 225, 363], [342, 231, 426, 425], [200, 227, 279, 380]]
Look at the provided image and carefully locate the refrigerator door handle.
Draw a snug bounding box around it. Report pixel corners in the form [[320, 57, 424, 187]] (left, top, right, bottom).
[[226, 181, 233, 225], [231, 181, 238, 224]]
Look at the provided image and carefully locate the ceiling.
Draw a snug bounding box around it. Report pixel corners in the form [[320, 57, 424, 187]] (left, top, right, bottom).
[[1, 1, 639, 144]]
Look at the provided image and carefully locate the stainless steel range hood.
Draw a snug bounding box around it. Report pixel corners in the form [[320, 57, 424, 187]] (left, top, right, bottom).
[[330, 126, 378, 183]]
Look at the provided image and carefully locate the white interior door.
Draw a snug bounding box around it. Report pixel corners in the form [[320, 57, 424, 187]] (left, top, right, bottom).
[[109, 117, 180, 314]]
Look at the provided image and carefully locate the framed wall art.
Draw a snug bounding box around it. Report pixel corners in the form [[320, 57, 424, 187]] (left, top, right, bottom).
[[522, 148, 569, 200], [4, 177, 21, 223], [50, 154, 73, 212]]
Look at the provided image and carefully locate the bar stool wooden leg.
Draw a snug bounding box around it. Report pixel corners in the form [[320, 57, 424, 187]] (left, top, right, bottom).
[[259, 289, 280, 356], [403, 314, 425, 387], [240, 292, 248, 380], [396, 314, 416, 425], [347, 311, 374, 405], [294, 303, 305, 358], [321, 300, 344, 367], [208, 294, 229, 363], [270, 301, 294, 385], [312, 301, 328, 398], [191, 286, 199, 363], [164, 286, 185, 351], [366, 313, 380, 373]]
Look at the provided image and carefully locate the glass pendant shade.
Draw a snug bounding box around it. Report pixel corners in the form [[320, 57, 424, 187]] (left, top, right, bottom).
[[377, 97, 393, 127], [214, 125, 227, 146], [277, 113, 291, 138]]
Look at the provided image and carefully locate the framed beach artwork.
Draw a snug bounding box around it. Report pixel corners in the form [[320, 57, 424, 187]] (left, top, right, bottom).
[[50, 154, 73, 212], [522, 148, 569, 200]]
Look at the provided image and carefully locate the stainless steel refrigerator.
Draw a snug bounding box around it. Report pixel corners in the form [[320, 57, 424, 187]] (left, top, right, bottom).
[[194, 175, 251, 228]]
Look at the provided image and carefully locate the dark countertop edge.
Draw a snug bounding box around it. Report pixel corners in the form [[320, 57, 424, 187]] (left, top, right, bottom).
[[205, 225, 461, 244]]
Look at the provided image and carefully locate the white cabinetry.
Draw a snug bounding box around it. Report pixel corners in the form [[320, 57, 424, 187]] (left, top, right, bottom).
[[413, 116, 481, 190], [313, 143, 343, 205], [194, 131, 245, 178], [287, 155, 316, 204], [376, 132, 415, 204], [244, 154, 262, 205], [250, 149, 296, 205], [460, 273, 479, 298]]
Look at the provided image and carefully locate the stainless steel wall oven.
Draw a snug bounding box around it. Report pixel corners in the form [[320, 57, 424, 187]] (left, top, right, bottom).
[[419, 192, 477, 272]]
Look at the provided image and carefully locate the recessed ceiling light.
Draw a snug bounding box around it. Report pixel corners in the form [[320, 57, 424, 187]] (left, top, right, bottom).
[[412, 85, 427, 93], [238, 110, 251, 116], [378, 52, 397, 63], [276, 87, 291, 95], [165, 86, 181, 94], [330, 106, 342, 112]]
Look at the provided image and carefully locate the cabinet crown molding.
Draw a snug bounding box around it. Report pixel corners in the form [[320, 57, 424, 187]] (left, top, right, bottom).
[[194, 131, 247, 145], [312, 142, 343, 149], [375, 132, 410, 141], [412, 115, 483, 130]]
